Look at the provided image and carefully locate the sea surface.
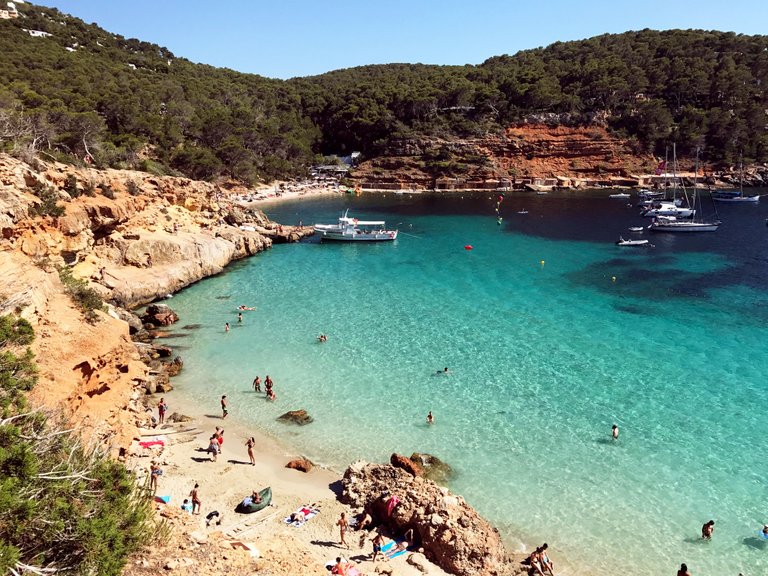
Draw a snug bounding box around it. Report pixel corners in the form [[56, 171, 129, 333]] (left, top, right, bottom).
[[163, 189, 768, 576]]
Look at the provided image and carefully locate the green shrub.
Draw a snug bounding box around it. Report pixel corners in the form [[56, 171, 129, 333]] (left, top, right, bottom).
[[83, 180, 96, 197], [0, 314, 155, 575], [100, 183, 116, 199], [57, 267, 105, 322], [64, 174, 81, 198], [28, 180, 65, 218]]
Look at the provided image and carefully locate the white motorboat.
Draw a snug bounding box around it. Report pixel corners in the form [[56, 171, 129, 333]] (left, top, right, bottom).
[[609, 192, 630, 199], [641, 201, 694, 218], [314, 210, 398, 242], [616, 236, 651, 246], [628, 226, 644, 232]]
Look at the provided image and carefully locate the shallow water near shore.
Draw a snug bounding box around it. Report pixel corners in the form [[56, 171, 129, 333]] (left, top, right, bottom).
[[166, 189, 768, 576]]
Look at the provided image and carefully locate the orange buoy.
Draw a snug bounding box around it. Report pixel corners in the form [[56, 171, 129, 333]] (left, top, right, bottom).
[[464, 245, 473, 250]]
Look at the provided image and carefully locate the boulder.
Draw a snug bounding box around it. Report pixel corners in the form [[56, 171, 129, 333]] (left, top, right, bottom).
[[410, 452, 453, 484], [277, 409, 313, 426], [285, 457, 314, 473], [141, 304, 179, 326], [390, 452, 422, 477], [341, 462, 511, 576], [165, 356, 184, 377]]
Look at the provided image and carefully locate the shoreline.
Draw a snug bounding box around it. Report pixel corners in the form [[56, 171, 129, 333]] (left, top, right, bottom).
[[129, 377, 455, 576]]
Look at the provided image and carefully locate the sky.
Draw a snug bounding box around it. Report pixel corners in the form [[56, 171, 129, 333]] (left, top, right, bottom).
[[32, 0, 768, 79]]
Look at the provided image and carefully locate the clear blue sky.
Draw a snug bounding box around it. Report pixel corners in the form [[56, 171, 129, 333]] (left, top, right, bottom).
[[33, 0, 768, 79]]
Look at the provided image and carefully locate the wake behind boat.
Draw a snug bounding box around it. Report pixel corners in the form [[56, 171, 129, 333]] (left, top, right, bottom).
[[314, 209, 398, 241]]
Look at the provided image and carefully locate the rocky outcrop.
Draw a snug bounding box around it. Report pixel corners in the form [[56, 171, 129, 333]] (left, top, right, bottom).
[[410, 453, 453, 484], [285, 457, 314, 473], [141, 304, 179, 327], [277, 409, 314, 426], [390, 452, 423, 477], [341, 462, 515, 576]]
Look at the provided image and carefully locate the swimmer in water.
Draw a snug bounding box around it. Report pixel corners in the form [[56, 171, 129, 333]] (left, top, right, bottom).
[[426, 411, 434, 425], [436, 367, 450, 375]]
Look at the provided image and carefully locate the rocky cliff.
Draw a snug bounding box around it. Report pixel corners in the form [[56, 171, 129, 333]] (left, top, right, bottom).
[[350, 124, 768, 190]]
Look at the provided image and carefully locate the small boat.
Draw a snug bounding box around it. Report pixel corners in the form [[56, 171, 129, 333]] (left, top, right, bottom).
[[628, 227, 644, 232], [616, 236, 651, 247], [518, 210, 529, 214], [609, 192, 630, 199], [235, 486, 272, 514], [713, 155, 760, 203], [314, 209, 398, 242]]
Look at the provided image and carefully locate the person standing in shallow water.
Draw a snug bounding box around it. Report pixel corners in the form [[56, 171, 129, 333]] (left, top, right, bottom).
[[426, 411, 434, 425], [701, 519, 715, 539], [612, 424, 619, 441], [225, 322, 230, 332], [677, 562, 691, 576], [253, 375, 261, 392], [221, 395, 228, 419]]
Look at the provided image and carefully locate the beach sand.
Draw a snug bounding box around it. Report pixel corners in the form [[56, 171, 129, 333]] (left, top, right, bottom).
[[127, 387, 451, 576]]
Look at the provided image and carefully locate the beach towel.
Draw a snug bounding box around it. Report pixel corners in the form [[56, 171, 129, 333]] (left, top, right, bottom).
[[154, 495, 170, 504], [283, 506, 319, 527], [139, 439, 165, 449], [381, 539, 407, 559]]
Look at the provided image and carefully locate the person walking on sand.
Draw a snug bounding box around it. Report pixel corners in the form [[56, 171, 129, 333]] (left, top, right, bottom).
[[221, 395, 228, 419], [208, 435, 219, 461], [702, 519, 715, 539], [149, 461, 162, 495], [336, 511, 349, 548], [253, 375, 261, 392], [157, 397, 167, 424], [677, 563, 691, 576], [427, 410, 434, 425], [190, 483, 201, 515], [612, 424, 619, 441], [371, 531, 384, 562], [246, 436, 256, 466]]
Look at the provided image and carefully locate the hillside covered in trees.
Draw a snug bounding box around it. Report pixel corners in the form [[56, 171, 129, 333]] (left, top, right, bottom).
[[0, 2, 766, 183]]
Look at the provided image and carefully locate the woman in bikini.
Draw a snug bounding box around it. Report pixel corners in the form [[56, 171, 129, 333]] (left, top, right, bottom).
[[246, 436, 255, 466]]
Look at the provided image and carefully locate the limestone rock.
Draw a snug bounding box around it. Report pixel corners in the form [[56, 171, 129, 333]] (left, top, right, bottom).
[[341, 462, 511, 576], [165, 356, 184, 377], [141, 304, 179, 326], [390, 452, 422, 477], [277, 409, 313, 426], [285, 457, 314, 473], [410, 452, 453, 484]]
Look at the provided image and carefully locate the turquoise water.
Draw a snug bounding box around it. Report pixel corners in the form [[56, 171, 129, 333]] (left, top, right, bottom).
[[165, 192, 768, 576]]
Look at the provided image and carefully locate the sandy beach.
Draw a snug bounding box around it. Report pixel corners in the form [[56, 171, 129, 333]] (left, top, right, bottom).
[[126, 383, 453, 576]]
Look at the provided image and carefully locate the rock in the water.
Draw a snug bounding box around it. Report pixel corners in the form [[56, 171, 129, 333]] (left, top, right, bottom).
[[390, 452, 422, 477], [341, 462, 510, 576], [141, 304, 179, 326], [165, 356, 183, 377], [277, 409, 313, 426], [410, 452, 453, 484], [285, 457, 314, 472]]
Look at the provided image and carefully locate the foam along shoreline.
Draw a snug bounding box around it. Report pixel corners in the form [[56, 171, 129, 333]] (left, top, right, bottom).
[[129, 384, 454, 576]]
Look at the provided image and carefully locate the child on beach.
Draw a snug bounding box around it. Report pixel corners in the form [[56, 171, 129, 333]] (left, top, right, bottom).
[[208, 436, 219, 461], [371, 532, 384, 562]]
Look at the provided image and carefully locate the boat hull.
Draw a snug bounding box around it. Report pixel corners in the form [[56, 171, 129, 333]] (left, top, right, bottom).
[[316, 230, 398, 241], [649, 222, 719, 232]]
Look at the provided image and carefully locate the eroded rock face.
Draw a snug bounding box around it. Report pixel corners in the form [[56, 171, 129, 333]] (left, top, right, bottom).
[[277, 409, 314, 426], [410, 452, 453, 484], [341, 462, 513, 576], [390, 452, 422, 477], [141, 304, 179, 326]]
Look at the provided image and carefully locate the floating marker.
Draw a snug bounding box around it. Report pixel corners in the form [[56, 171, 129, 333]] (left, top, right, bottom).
[[464, 245, 473, 251]]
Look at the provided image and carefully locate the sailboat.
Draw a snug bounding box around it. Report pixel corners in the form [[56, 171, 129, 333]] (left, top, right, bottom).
[[712, 155, 760, 203], [649, 146, 720, 233]]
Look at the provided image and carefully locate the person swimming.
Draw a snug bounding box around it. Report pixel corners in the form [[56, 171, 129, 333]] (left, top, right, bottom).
[[435, 367, 450, 375]]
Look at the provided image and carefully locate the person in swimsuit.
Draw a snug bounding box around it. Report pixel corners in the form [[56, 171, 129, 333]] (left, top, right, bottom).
[[190, 483, 201, 515], [426, 411, 434, 425], [371, 532, 384, 562], [246, 436, 256, 466], [612, 424, 619, 441], [208, 436, 219, 461], [677, 563, 691, 576], [238, 312, 243, 323], [336, 512, 349, 548], [157, 397, 167, 424], [221, 395, 228, 418], [539, 543, 555, 576], [702, 519, 715, 539], [253, 376, 261, 392], [149, 461, 162, 494]]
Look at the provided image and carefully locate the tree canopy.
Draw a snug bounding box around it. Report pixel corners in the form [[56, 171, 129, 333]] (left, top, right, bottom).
[[1, 4, 766, 179]]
